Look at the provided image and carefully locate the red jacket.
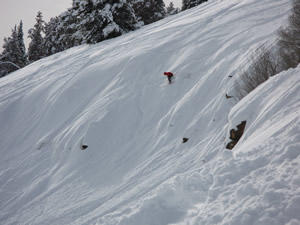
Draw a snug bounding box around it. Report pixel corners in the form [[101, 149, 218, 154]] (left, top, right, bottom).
[[163, 72, 173, 76]]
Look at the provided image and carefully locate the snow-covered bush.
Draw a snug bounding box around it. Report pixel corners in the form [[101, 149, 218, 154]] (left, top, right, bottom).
[[235, 44, 279, 100], [278, 0, 300, 70], [235, 0, 300, 100]]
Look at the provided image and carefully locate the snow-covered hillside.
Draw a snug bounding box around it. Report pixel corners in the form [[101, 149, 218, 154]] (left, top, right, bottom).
[[0, 0, 299, 224]]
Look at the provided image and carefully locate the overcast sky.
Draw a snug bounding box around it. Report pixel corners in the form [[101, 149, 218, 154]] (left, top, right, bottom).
[[0, 0, 182, 51]]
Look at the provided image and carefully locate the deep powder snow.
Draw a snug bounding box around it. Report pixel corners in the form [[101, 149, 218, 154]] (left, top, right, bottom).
[[0, 0, 299, 224]]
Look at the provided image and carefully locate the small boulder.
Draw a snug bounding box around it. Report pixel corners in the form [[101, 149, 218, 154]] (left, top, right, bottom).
[[81, 145, 88, 150], [182, 137, 189, 143]]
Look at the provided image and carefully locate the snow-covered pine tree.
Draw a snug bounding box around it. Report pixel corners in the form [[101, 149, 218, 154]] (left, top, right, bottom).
[[129, 0, 166, 25], [0, 33, 19, 77], [182, 0, 208, 11], [42, 0, 139, 51], [16, 21, 27, 67], [28, 11, 46, 63], [112, 1, 140, 34], [80, 0, 139, 44], [0, 23, 27, 77], [166, 2, 180, 15], [7, 26, 18, 64], [182, 0, 189, 11], [71, 0, 94, 44], [44, 17, 65, 56], [56, 8, 80, 50]]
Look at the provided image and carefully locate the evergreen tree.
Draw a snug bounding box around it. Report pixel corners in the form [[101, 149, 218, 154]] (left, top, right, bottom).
[[182, 0, 208, 11], [31, 0, 141, 54], [73, 0, 100, 44], [78, 0, 139, 44], [182, 0, 189, 11], [44, 17, 64, 56], [112, 1, 140, 34], [166, 2, 180, 15], [56, 9, 81, 50], [16, 21, 27, 67], [129, 0, 166, 25], [28, 11, 46, 62], [0, 22, 27, 77], [0, 32, 19, 77], [71, 0, 94, 45]]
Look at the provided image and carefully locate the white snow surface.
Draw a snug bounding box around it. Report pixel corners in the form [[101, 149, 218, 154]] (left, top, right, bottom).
[[0, 0, 299, 224]]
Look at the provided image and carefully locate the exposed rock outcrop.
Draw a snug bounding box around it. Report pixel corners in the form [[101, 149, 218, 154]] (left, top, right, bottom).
[[226, 121, 246, 150]]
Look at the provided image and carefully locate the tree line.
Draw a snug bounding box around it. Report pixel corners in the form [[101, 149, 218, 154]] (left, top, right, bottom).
[[0, 0, 208, 78]]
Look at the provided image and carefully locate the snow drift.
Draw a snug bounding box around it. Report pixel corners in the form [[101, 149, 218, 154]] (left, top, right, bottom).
[[0, 0, 299, 224]]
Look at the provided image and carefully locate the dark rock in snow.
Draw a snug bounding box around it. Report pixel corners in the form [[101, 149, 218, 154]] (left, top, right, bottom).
[[226, 121, 246, 150]]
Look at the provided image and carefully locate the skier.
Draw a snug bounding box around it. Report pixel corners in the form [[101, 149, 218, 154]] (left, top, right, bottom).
[[163, 72, 174, 84]]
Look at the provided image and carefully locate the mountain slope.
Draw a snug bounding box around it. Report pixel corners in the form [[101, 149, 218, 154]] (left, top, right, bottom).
[[0, 0, 299, 224]]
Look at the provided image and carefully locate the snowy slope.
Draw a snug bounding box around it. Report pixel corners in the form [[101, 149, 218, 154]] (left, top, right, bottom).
[[0, 0, 299, 224]]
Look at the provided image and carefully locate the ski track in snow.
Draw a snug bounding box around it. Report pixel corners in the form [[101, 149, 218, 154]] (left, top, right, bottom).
[[0, 0, 299, 224]]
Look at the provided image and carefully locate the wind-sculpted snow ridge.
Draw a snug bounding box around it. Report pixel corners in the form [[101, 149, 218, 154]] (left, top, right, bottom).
[[0, 0, 298, 224], [99, 68, 300, 225]]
